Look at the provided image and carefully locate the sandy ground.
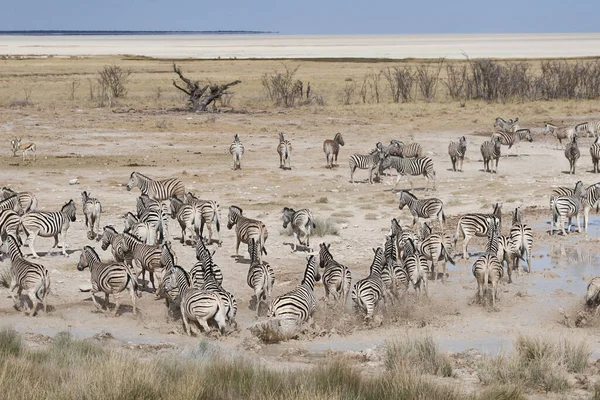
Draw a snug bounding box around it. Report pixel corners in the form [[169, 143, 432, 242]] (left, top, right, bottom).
[[2, 33, 600, 59]]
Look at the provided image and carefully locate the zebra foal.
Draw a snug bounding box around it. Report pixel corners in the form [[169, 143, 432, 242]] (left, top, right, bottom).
[[448, 136, 467, 172], [277, 132, 292, 169], [230, 134, 245, 170], [323, 132, 345, 168], [81, 191, 102, 240], [20, 199, 76, 258], [564, 134, 580, 174], [318, 243, 352, 303], [480, 136, 501, 173], [282, 207, 316, 252]]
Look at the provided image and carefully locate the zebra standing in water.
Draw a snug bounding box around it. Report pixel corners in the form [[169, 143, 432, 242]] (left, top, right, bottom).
[[227, 205, 268, 263], [185, 192, 222, 245], [454, 203, 503, 259], [126, 172, 185, 202], [81, 191, 102, 240], [282, 207, 316, 252], [277, 132, 292, 169], [323, 132, 345, 168], [472, 219, 504, 309], [509, 207, 533, 274], [544, 122, 576, 150], [349, 147, 385, 184], [492, 128, 533, 157], [2, 235, 50, 316], [77, 246, 140, 316], [448, 136, 467, 172], [352, 247, 385, 321], [480, 136, 502, 173], [380, 154, 436, 191], [318, 243, 352, 303], [1, 187, 37, 213], [551, 181, 585, 235], [247, 238, 275, 316], [397, 190, 445, 230], [268, 255, 320, 332], [590, 134, 600, 173], [20, 199, 76, 258], [229, 134, 244, 170], [564, 134, 580, 174]]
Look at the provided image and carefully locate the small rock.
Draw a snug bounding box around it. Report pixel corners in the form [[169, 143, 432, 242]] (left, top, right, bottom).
[[69, 178, 80, 185]]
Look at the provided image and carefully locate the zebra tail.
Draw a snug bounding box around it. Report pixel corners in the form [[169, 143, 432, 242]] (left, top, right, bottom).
[[441, 209, 446, 223], [259, 225, 267, 256], [442, 244, 455, 265], [35, 272, 49, 302], [213, 205, 221, 233], [126, 266, 142, 298]]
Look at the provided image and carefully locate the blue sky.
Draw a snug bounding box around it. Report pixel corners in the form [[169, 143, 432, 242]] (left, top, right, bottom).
[[1, 0, 596, 34]]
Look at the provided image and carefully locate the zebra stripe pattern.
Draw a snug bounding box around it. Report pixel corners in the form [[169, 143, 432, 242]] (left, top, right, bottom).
[[2, 235, 50, 315], [397, 190, 445, 230], [493, 117, 518, 132], [277, 132, 292, 169], [472, 220, 504, 308], [381, 235, 409, 302], [126, 171, 185, 202], [121, 232, 164, 291], [81, 191, 102, 240], [323, 132, 345, 168], [480, 136, 502, 173], [185, 192, 222, 245], [351, 247, 385, 321], [448, 136, 467, 172], [551, 181, 584, 235], [454, 202, 503, 259], [492, 128, 533, 157], [318, 242, 352, 303], [268, 255, 320, 330], [402, 238, 430, 297], [418, 223, 455, 282], [11, 138, 36, 161], [192, 239, 223, 286], [100, 226, 131, 266], [575, 121, 600, 137], [544, 122, 576, 149], [0, 209, 21, 245], [124, 212, 160, 245], [1, 187, 37, 213], [585, 277, 600, 310], [20, 199, 76, 258], [229, 134, 244, 170], [509, 207, 533, 275], [591, 134, 600, 173], [388, 218, 417, 262], [247, 237, 275, 316], [0, 195, 23, 215], [170, 197, 197, 245], [282, 207, 316, 251], [227, 205, 268, 263], [349, 147, 384, 184], [77, 246, 140, 316], [381, 154, 436, 191]]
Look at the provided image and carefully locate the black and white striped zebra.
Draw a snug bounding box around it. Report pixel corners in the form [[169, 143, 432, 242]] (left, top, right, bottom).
[[282, 207, 316, 252], [247, 237, 275, 316], [480, 136, 502, 173], [590, 134, 600, 173], [100, 226, 131, 266], [185, 192, 222, 245], [0, 195, 23, 215], [448, 136, 467, 172], [77, 246, 140, 316], [349, 147, 385, 184], [380, 154, 436, 191], [0, 209, 21, 245], [575, 121, 600, 138], [323, 132, 345, 168], [564, 134, 580, 174], [1, 187, 37, 213], [81, 191, 102, 240], [492, 128, 533, 157], [121, 232, 164, 291], [402, 238, 430, 297], [544, 122, 576, 150], [1, 234, 50, 315], [277, 132, 292, 169], [418, 223, 455, 282], [164, 265, 227, 335], [268, 255, 320, 332], [229, 134, 245, 170], [170, 197, 198, 245], [454, 202, 503, 260], [318, 242, 352, 303], [388, 218, 417, 262], [388, 140, 423, 158], [472, 219, 503, 309], [192, 238, 223, 286], [227, 205, 268, 263], [381, 234, 409, 302], [397, 190, 445, 230], [126, 171, 185, 202], [123, 211, 160, 245], [509, 206, 533, 274], [551, 180, 585, 235], [585, 277, 600, 312], [493, 117, 518, 132], [20, 199, 76, 258], [352, 247, 385, 321]]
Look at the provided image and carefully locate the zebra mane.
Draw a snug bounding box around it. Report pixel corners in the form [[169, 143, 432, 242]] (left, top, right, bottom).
[[123, 231, 143, 243], [4, 234, 23, 257], [131, 171, 151, 180], [400, 190, 417, 201], [301, 255, 318, 285], [234, 134, 240, 141], [104, 225, 118, 234], [82, 245, 101, 261], [61, 199, 75, 211], [229, 205, 243, 215], [173, 265, 191, 286], [0, 194, 18, 205]]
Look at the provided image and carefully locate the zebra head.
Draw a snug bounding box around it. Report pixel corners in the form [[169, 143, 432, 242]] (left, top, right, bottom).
[[100, 226, 115, 251], [81, 191, 90, 205], [234, 134, 240, 142], [281, 207, 296, 229], [77, 246, 95, 271], [227, 206, 243, 230], [389, 218, 402, 236], [334, 132, 345, 146], [543, 123, 556, 135], [279, 132, 285, 143], [123, 212, 138, 232], [595, 133, 600, 144], [318, 242, 331, 268], [126, 172, 138, 191], [62, 200, 77, 222], [307, 255, 321, 283], [397, 190, 416, 210]]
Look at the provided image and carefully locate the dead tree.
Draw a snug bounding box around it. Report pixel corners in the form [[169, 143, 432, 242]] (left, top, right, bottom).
[[172, 63, 241, 112]]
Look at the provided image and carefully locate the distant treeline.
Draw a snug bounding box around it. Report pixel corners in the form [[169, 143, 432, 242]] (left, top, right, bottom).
[[0, 30, 277, 36]]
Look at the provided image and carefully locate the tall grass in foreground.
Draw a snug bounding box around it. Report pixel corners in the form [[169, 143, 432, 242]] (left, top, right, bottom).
[[0, 329, 530, 400], [478, 334, 590, 393], [384, 336, 453, 377]]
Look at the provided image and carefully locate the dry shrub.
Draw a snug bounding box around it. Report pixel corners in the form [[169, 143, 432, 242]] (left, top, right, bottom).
[[415, 61, 444, 102], [382, 66, 414, 103], [261, 64, 304, 107], [359, 70, 382, 104], [97, 64, 131, 99], [338, 82, 356, 105]]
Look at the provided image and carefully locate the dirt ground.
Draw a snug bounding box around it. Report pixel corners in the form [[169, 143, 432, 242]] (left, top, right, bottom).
[[2, 57, 600, 398]]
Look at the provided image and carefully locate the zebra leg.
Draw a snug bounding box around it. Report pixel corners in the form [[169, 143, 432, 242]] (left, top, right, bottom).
[[149, 271, 156, 292], [350, 166, 355, 183], [207, 223, 214, 245], [180, 304, 192, 336], [291, 232, 298, 252], [235, 238, 241, 257], [9, 280, 21, 311], [462, 235, 472, 260], [28, 232, 40, 258], [112, 293, 121, 316], [104, 293, 111, 313], [90, 291, 103, 311], [60, 231, 68, 256], [129, 284, 137, 316]]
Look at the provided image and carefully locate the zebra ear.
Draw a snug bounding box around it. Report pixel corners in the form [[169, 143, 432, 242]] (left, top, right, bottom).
[[326, 243, 330, 249]]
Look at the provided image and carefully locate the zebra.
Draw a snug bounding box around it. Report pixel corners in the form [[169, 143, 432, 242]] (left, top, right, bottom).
[[100, 226, 131, 266], [139, 195, 171, 243], [581, 183, 600, 234], [544, 122, 576, 150], [1, 187, 37, 213], [454, 202, 503, 260], [227, 205, 268, 263], [123, 212, 160, 245], [0, 209, 21, 245], [318, 242, 352, 303], [591, 134, 600, 173], [509, 207, 533, 275], [11, 138, 36, 161], [0, 195, 23, 215], [193, 238, 223, 285], [126, 171, 185, 202], [20, 199, 76, 258], [585, 277, 600, 313], [282, 207, 316, 252], [229, 134, 244, 170], [277, 132, 292, 169], [380, 154, 436, 191], [381, 234, 409, 302], [472, 219, 504, 309], [121, 232, 164, 291], [551, 181, 585, 235], [575, 121, 600, 138], [1, 234, 50, 315], [247, 237, 275, 317], [418, 223, 455, 282], [493, 117, 519, 132], [564, 134, 580, 174], [480, 136, 502, 173], [388, 218, 417, 262], [185, 192, 222, 245], [323, 132, 345, 168], [81, 191, 102, 240], [492, 128, 533, 157], [448, 136, 467, 172], [402, 238, 430, 297], [397, 190, 445, 230], [351, 247, 385, 321], [268, 255, 320, 331], [349, 147, 385, 184], [388, 140, 423, 158], [164, 265, 227, 335], [77, 246, 140, 316], [170, 197, 198, 245]]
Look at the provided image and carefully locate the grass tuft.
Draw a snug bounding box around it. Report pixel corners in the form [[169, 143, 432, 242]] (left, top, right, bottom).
[[0, 267, 11, 288], [384, 336, 453, 377], [315, 196, 329, 204], [0, 328, 23, 357]]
